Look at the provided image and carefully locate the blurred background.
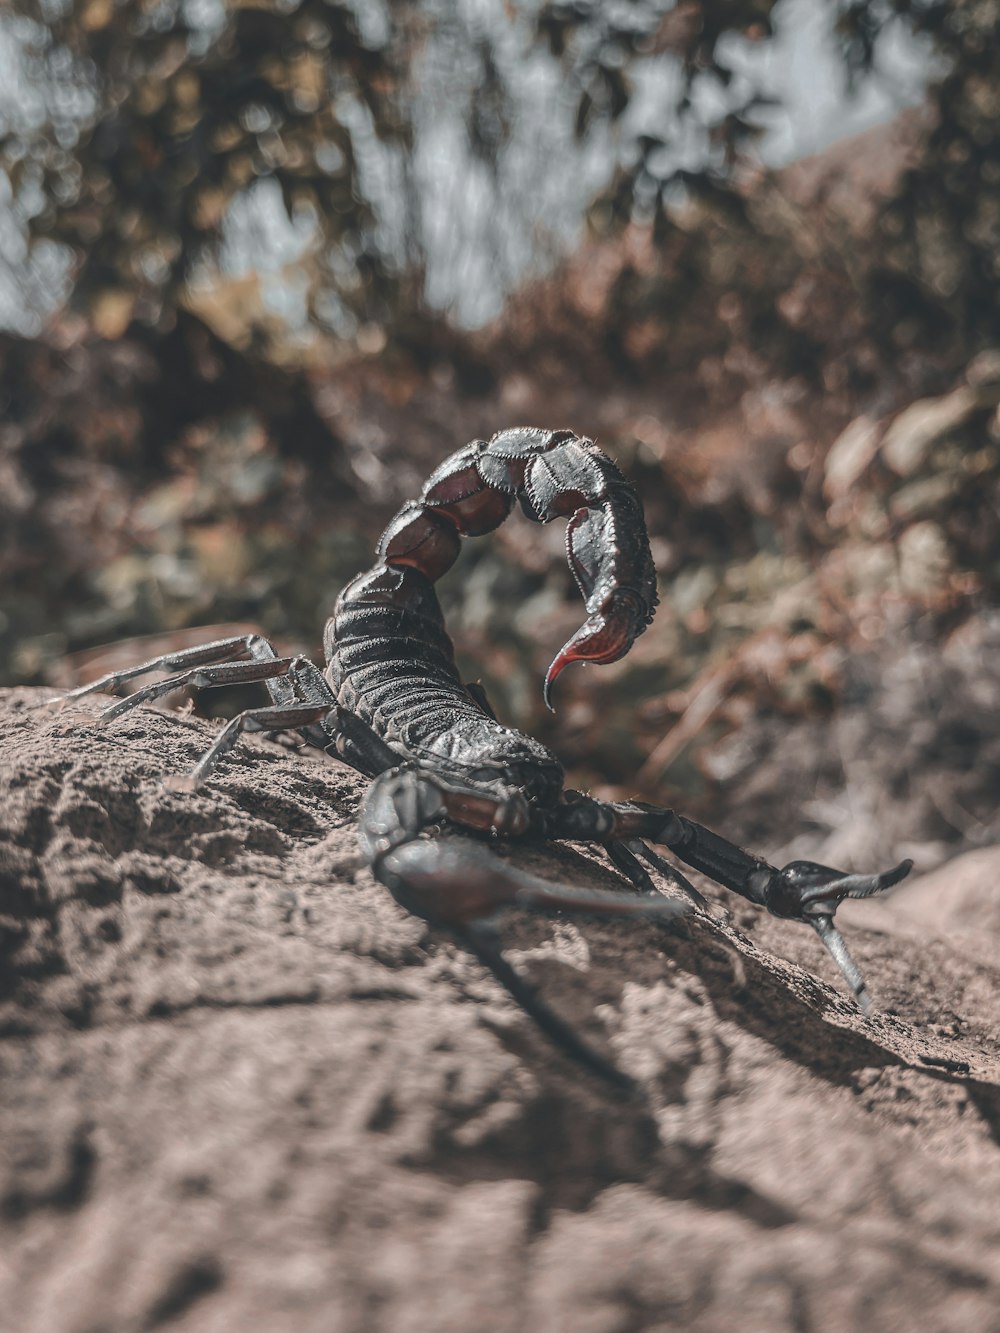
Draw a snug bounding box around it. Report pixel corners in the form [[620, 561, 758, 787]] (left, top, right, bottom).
[[2, 0, 998, 870]]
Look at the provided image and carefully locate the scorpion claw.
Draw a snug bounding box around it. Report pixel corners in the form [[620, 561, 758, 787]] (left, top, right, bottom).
[[753, 858, 914, 919], [748, 857, 913, 1012], [802, 859, 913, 904]]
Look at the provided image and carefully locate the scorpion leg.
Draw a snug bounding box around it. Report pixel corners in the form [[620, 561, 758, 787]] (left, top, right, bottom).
[[48, 633, 300, 707], [135, 657, 398, 789], [359, 766, 691, 1089], [85, 652, 340, 788], [95, 656, 297, 722], [462, 924, 637, 1093], [76, 647, 390, 790], [603, 838, 712, 911], [560, 790, 710, 909], [165, 697, 337, 792], [602, 839, 655, 894], [167, 655, 348, 790], [548, 795, 912, 1012]]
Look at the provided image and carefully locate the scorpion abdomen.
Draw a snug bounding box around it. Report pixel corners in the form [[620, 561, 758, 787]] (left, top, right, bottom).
[[326, 562, 562, 798]]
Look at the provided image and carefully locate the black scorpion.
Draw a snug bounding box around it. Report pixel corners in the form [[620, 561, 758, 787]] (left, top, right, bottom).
[[56, 427, 912, 1089]]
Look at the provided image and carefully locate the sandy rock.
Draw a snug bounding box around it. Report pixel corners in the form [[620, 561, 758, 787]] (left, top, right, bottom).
[[893, 846, 1000, 934], [2, 687, 1000, 1331]]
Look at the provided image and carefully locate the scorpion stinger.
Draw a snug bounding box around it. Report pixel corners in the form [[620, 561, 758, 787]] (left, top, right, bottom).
[[543, 481, 657, 709], [57, 427, 914, 1088]]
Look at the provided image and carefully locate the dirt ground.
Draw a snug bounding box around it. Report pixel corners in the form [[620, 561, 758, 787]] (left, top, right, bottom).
[[2, 683, 1000, 1333]]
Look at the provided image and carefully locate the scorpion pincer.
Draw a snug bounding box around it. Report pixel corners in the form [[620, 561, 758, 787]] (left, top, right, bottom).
[[54, 427, 912, 1090]]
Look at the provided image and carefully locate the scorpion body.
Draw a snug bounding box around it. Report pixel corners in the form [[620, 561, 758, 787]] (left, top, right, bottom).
[[328, 425, 655, 770], [56, 428, 912, 1090]]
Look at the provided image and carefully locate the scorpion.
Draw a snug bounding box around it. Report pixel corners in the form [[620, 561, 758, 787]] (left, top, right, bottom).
[[55, 427, 912, 1090]]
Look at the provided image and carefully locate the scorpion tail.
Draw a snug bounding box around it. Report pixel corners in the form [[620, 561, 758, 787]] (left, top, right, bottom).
[[528, 454, 658, 710], [330, 429, 658, 715], [544, 589, 652, 710]]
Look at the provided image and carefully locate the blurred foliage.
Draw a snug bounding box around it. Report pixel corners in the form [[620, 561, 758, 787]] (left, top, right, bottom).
[[1, 0, 999, 834], [3, 0, 411, 334], [9, 0, 994, 353], [868, 0, 1000, 357], [536, 0, 780, 227], [524, 0, 998, 384], [0, 312, 367, 681], [514, 2, 998, 383], [3, 0, 788, 330]]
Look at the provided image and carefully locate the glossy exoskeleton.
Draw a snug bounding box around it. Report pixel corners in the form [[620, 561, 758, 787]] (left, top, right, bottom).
[[55, 428, 912, 1090]]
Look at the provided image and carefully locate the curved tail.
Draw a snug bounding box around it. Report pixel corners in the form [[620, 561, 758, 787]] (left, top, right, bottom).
[[329, 428, 658, 713]]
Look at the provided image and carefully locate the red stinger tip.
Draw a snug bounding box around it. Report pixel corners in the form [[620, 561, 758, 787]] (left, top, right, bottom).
[[542, 593, 648, 711]]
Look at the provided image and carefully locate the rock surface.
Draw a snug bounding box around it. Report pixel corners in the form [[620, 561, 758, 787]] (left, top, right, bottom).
[[2, 687, 1000, 1332]]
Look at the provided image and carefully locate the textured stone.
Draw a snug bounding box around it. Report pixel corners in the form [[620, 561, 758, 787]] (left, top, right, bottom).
[[1, 688, 999, 1332]]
